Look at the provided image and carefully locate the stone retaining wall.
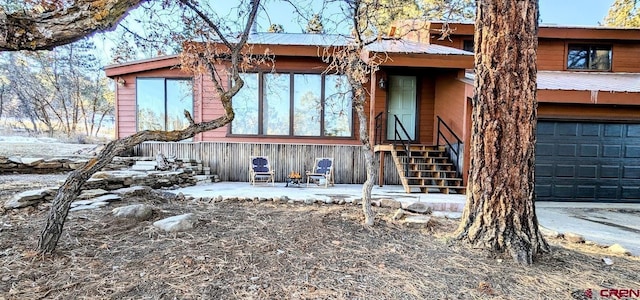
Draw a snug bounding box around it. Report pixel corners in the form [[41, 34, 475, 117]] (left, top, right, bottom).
[[0, 156, 165, 174]]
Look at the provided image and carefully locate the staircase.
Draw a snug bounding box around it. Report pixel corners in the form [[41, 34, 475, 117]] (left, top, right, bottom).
[[390, 145, 466, 194]]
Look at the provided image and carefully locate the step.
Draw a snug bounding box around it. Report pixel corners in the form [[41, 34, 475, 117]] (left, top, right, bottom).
[[404, 176, 463, 182], [406, 185, 466, 194]]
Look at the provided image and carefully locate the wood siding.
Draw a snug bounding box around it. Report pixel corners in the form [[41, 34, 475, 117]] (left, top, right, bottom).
[[434, 72, 467, 144], [418, 74, 436, 143], [134, 141, 402, 185], [613, 42, 640, 72]]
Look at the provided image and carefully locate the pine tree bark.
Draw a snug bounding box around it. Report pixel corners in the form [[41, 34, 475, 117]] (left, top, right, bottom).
[[455, 0, 549, 265]]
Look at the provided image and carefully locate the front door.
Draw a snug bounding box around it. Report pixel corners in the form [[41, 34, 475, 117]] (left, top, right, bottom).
[[387, 75, 417, 140]]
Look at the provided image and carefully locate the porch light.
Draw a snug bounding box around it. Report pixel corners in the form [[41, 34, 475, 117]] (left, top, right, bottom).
[[117, 77, 126, 87], [378, 77, 386, 89]]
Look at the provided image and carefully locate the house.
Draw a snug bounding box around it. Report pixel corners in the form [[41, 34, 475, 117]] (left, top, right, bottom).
[[104, 21, 640, 203]]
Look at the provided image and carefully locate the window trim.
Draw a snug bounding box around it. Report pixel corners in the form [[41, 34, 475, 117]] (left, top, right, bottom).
[[565, 42, 613, 72], [135, 77, 194, 132], [228, 70, 355, 139]]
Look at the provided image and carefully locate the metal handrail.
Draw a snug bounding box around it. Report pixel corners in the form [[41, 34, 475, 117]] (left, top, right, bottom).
[[393, 115, 411, 177], [436, 116, 462, 177]]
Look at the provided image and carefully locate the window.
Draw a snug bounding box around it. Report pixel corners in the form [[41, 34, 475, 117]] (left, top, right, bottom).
[[136, 78, 193, 131], [231, 72, 353, 137], [463, 40, 474, 52], [567, 44, 612, 71]]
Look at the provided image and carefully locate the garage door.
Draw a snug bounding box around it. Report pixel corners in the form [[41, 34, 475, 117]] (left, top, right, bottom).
[[535, 121, 640, 202]]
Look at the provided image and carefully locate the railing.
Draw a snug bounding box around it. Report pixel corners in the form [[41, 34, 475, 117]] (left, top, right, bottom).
[[374, 112, 385, 145], [436, 116, 462, 177], [393, 115, 412, 177]]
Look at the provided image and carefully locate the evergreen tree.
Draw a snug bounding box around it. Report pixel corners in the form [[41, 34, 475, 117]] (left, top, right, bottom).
[[604, 0, 640, 27], [268, 23, 285, 33], [306, 14, 324, 34]]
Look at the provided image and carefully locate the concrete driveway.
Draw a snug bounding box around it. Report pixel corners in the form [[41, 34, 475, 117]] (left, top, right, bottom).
[[173, 182, 640, 256], [536, 202, 640, 256]]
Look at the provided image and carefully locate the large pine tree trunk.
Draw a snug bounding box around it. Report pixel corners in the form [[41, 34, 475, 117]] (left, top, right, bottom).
[[455, 0, 549, 265]]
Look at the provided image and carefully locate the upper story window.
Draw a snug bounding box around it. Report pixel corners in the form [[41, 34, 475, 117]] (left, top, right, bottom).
[[463, 40, 474, 52], [136, 78, 193, 131], [231, 72, 353, 138], [567, 44, 612, 71]]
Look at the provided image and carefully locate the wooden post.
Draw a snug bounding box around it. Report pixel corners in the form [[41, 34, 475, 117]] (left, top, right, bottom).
[[378, 151, 385, 187]]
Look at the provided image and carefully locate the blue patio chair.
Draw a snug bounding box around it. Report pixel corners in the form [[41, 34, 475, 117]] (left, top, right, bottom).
[[306, 157, 334, 188], [249, 156, 275, 186]]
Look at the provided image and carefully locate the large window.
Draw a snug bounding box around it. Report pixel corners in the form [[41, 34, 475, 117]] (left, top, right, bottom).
[[231, 72, 352, 137], [136, 78, 193, 131], [567, 44, 612, 71]]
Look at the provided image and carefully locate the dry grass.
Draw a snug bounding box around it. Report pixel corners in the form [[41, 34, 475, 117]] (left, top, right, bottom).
[[1, 193, 639, 300]]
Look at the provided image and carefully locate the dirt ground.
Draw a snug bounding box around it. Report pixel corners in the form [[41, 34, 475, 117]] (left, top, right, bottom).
[[1, 176, 639, 299]]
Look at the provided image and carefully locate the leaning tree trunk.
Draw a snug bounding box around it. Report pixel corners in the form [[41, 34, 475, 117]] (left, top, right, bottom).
[[37, 114, 234, 253], [455, 0, 549, 265]]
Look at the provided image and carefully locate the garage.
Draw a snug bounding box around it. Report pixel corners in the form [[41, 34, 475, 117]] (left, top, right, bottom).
[[535, 120, 640, 202]]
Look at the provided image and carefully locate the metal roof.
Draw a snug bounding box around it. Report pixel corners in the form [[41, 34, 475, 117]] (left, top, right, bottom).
[[465, 71, 640, 93], [245, 32, 472, 56], [365, 39, 472, 55]]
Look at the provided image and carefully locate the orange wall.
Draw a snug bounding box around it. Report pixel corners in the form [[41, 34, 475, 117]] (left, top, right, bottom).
[[429, 35, 640, 73], [434, 71, 468, 144]]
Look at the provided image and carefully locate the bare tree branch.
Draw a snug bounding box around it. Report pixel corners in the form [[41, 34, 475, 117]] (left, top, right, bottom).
[[0, 0, 145, 51]]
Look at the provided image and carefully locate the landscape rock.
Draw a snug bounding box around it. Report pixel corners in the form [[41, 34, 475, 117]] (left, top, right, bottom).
[[112, 204, 154, 220], [70, 201, 109, 211], [77, 189, 110, 200], [8, 156, 22, 164], [602, 257, 614, 265], [34, 161, 62, 169], [380, 199, 401, 209], [4, 188, 50, 209], [111, 186, 151, 197], [405, 202, 431, 214], [431, 211, 462, 219], [539, 226, 561, 238], [607, 244, 631, 256], [403, 215, 432, 228], [564, 232, 585, 243], [20, 157, 44, 166], [153, 213, 197, 232], [392, 208, 405, 220]]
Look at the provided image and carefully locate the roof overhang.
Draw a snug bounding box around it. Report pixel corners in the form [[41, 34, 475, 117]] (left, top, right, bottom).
[[104, 55, 181, 77]]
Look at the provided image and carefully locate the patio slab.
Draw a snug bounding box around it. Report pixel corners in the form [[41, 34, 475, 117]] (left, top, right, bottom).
[[171, 182, 467, 212]]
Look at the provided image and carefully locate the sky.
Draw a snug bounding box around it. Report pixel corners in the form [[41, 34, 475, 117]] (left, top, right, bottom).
[[248, 0, 617, 32], [94, 0, 618, 63], [538, 0, 615, 26]]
